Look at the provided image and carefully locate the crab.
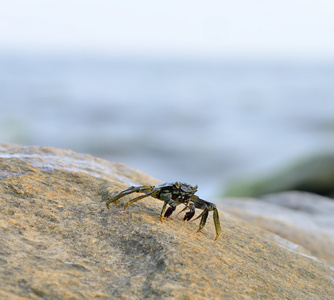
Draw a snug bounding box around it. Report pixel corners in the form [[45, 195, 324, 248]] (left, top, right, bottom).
[[106, 181, 221, 241]]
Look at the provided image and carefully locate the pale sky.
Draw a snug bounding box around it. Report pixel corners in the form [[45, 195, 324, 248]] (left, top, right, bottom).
[[1, 0, 334, 60]]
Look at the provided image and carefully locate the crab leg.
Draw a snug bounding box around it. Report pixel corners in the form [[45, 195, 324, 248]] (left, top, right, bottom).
[[213, 208, 221, 241], [191, 207, 221, 241], [177, 205, 189, 215], [192, 208, 209, 233], [106, 185, 154, 209], [123, 189, 160, 210]]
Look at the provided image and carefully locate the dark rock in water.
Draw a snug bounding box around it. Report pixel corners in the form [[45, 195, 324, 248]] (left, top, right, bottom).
[[224, 154, 334, 198], [218, 191, 334, 265], [1, 145, 334, 299]]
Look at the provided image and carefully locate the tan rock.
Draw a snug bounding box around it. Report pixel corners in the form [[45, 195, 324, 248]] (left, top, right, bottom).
[[1, 145, 334, 299], [219, 192, 334, 265]]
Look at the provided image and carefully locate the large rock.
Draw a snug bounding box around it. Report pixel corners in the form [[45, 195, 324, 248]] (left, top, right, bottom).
[[224, 154, 334, 198], [218, 191, 334, 265], [1, 145, 334, 299]]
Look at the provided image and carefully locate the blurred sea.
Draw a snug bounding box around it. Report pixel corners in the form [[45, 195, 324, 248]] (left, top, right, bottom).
[[1, 53, 334, 198]]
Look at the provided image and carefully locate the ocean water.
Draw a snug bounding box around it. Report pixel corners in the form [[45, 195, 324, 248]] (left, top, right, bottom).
[[1, 54, 334, 198]]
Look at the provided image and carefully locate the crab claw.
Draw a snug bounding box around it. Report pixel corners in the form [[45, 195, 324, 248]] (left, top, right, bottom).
[[184, 210, 195, 222], [182, 202, 195, 222], [164, 205, 176, 219]]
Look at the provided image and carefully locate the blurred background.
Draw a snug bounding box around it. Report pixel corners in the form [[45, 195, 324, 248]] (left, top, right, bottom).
[[1, 1, 334, 198]]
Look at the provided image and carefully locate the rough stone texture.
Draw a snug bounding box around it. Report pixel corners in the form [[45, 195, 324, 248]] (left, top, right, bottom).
[[218, 191, 334, 265], [1, 145, 334, 299]]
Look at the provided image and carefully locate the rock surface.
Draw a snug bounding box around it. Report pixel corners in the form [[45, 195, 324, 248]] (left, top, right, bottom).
[[218, 191, 334, 265], [1, 144, 334, 299]]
